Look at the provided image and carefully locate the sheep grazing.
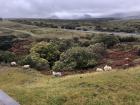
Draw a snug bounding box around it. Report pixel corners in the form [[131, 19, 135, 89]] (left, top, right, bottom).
[[125, 58, 130, 60], [10, 62, 17, 66], [124, 64, 129, 66], [52, 71, 62, 77], [23, 65, 30, 69], [104, 65, 112, 71], [96, 68, 104, 72]]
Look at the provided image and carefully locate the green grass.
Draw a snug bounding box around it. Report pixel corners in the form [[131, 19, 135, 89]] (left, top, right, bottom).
[[0, 21, 90, 39], [0, 66, 140, 105], [1, 20, 140, 39], [29, 28, 89, 39]]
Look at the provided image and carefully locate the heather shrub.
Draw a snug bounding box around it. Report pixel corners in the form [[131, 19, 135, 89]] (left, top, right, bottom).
[[30, 42, 60, 67], [118, 36, 139, 42], [20, 53, 50, 70], [0, 51, 16, 63], [53, 47, 100, 71], [92, 34, 120, 48]]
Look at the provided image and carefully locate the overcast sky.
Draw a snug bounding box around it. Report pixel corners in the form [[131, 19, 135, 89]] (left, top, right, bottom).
[[0, 0, 140, 18]]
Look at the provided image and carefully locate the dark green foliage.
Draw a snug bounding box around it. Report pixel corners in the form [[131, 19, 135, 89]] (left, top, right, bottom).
[[20, 53, 50, 70], [52, 61, 66, 71], [0, 51, 16, 63], [118, 36, 139, 42], [53, 44, 106, 71], [60, 47, 98, 68], [30, 42, 60, 67], [92, 34, 120, 48], [79, 39, 91, 47], [88, 43, 106, 56], [0, 35, 17, 50], [51, 38, 79, 52], [61, 25, 76, 29], [53, 47, 98, 71], [20, 42, 60, 70]]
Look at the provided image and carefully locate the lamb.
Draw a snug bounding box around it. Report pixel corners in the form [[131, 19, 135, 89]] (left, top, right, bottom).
[[52, 71, 62, 77], [104, 65, 112, 71], [23, 65, 30, 69], [10, 62, 17, 66], [96, 68, 104, 72]]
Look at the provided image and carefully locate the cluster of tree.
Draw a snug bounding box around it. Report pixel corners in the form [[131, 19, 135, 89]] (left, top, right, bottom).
[[1, 32, 139, 71], [94, 20, 140, 33], [19, 34, 121, 71], [95, 25, 137, 33]]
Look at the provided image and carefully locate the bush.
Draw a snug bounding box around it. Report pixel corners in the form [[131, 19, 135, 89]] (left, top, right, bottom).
[[92, 34, 120, 48], [30, 42, 60, 67], [53, 47, 100, 71], [20, 41, 61, 70], [0, 35, 17, 50], [20, 53, 50, 70], [118, 36, 139, 42], [114, 43, 133, 51], [0, 51, 16, 63], [88, 43, 106, 56], [79, 39, 91, 47], [52, 61, 66, 71], [51, 39, 79, 52]]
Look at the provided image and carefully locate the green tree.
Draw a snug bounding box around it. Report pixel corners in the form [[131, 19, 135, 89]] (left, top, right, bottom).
[[92, 34, 119, 48], [30, 42, 60, 67]]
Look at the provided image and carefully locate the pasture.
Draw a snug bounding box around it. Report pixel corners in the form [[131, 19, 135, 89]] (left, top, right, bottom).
[[0, 66, 140, 105], [0, 19, 140, 105]]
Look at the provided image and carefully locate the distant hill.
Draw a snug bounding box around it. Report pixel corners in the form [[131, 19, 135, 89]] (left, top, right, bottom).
[[48, 11, 140, 20], [104, 11, 140, 20], [79, 12, 140, 20]]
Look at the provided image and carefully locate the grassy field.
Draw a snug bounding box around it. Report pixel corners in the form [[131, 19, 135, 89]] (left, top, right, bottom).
[[0, 20, 140, 105], [1, 20, 140, 39], [29, 28, 90, 39], [0, 21, 90, 39], [0, 66, 140, 105]]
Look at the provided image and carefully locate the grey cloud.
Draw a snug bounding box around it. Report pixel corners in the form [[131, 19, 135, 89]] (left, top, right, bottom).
[[0, 0, 140, 18]]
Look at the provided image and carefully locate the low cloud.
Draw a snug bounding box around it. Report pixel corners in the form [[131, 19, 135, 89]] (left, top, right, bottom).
[[0, 0, 140, 18]]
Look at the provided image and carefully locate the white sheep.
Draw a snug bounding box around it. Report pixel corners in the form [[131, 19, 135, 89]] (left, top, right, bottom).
[[124, 64, 129, 66], [96, 68, 104, 72], [125, 58, 130, 60], [10, 62, 17, 66], [104, 65, 112, 71], [52, 71, 62, 77], [23, 65, 30, 69]]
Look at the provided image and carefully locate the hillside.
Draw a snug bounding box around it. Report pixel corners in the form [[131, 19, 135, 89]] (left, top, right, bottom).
[[0, 66, 139, 105]]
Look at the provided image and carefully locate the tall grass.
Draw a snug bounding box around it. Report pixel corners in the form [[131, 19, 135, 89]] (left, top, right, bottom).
[[0, 66, 139, 105]]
